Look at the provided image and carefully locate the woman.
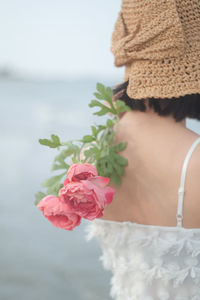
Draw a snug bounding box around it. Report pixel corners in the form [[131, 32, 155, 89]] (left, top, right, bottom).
[[86, 0, 200, 298]]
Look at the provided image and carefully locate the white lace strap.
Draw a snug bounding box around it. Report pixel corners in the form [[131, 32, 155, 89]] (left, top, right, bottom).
[[177, 136, 200, 227]]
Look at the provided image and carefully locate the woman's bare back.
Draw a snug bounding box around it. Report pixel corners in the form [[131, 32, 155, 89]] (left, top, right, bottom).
[[100, 109, 200, 228]]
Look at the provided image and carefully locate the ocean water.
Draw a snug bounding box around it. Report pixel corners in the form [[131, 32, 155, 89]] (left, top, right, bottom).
[[0, 78, 200, 300], [0, 78, 114, 300]]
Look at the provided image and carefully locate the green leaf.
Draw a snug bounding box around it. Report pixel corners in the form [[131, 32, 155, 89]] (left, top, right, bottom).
[[54, 143, 80, 166], [106, 119, 114, 128], [82, 135, 95, 143], [96, 83, 113, 101], [39, 138, 56, 148], [99, 128, 115, 145], [90, 82, 116, 115], [51, 148, 73, 171], [96, 156, 113, 176], [54, 151, 69, 164], [115, 166, 124, 177], [116, 100, 131, 114], [42, 172, 66, 188], [111, 142, 127, 153], [89, 99, 105, 108], [89, 100, 113, 116], [51, 134, 61, 146], [96, 125, 106, 133], [39, 134, 61, 148], [112, 161, 124, 176], [46, 183, 64, 196], [91, 126, 98, 137], [99, 127, 111, 143], [113, 153, 128, 166], [94, 108, 112, 117], [71, 156, 78, 164], [96, 83, 115, 111], [105, 87, 113, 99], [96, 83, 106, 96], [51, 162, 69, 171], [96, 148, 126, 186], [110, 173, 122, 186], [106, 131, 115, 144], [100, 145, 110, 157], [93, 92, 104, 100], [34, 191, 46, 206], [107, 152, 123, 175], [84, 146, 101, 161]]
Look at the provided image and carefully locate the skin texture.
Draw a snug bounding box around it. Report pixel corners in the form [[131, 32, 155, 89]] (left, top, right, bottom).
[[100, 101, 200, 228]]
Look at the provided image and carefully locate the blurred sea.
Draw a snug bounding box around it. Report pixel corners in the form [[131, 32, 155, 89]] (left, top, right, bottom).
[[0, 78, 115, 300], [0, 78, 200, 300]]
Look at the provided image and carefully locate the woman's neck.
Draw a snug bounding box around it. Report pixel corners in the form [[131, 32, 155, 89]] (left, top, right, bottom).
[[122, 108, 186, 132]]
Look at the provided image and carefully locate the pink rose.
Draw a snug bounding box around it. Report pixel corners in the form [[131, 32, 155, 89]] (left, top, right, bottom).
[[59, 166, 115, 220], [65, 163, 98, 183], [37, 195, 81, 231]]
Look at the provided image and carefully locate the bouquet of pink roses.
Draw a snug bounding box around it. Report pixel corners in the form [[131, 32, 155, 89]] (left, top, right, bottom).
[[35, 83, 130, 230]]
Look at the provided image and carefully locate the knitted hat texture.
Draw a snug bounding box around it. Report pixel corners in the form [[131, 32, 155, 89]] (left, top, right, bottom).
[[111, 0, 200, 99]]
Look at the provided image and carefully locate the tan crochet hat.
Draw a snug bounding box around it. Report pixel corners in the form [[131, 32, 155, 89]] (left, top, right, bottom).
[[111, 0, 200, 100]]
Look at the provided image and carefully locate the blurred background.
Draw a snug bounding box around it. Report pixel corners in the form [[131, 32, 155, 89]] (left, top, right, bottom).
[[0, 1, 200, 300]]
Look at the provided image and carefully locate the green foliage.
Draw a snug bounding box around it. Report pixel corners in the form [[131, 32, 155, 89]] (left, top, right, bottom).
[[97, 125, 106, 131], [52, 151, 69, 170], [91, 126, 98, 138], [89, 100, 113, 116], [39, 134, 61, 148], [42, 173, 65, 188], [83, 145, 101, 163], [111, 142, 128, 153], [42, 172, 66, 195], [34, 191, 47, 206], [96, 141, 128, 186], [88, 82, 115, 116], [89, 83, 131, 117], [82, 135, 96, 143], [115, 99, 131, 114], [36, 83, 130, 205], [105, 130, 115, 144], [106, 119, 115, 128]]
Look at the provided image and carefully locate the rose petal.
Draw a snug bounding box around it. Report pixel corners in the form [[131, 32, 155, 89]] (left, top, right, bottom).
[[66, 163, 98, 182], [59, 173, 115, 222], [47, 214, 81, 231], [89, 176, 110, 188], [59, 180, 104, 220], [104, 186, 115, 204], [63, 177, 70, 186], [81, 179, 106, 209], [37, 195, 81, 230]]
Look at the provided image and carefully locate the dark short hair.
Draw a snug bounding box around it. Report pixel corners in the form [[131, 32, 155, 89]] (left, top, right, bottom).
[[113, 80, 200, 122]]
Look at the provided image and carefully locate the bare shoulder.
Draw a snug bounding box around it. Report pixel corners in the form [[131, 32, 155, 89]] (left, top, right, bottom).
[[184, 137, 200, 227], [188, 134, 200, 173], [189, 143, 200, 189], [113, 111, 135, 143]]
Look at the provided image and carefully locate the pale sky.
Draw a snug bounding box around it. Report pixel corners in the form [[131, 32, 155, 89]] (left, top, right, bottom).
[[0, 0, 125, 79]]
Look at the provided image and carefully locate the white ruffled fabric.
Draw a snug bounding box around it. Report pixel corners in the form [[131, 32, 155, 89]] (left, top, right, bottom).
[[84, 219, 200, 300]]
